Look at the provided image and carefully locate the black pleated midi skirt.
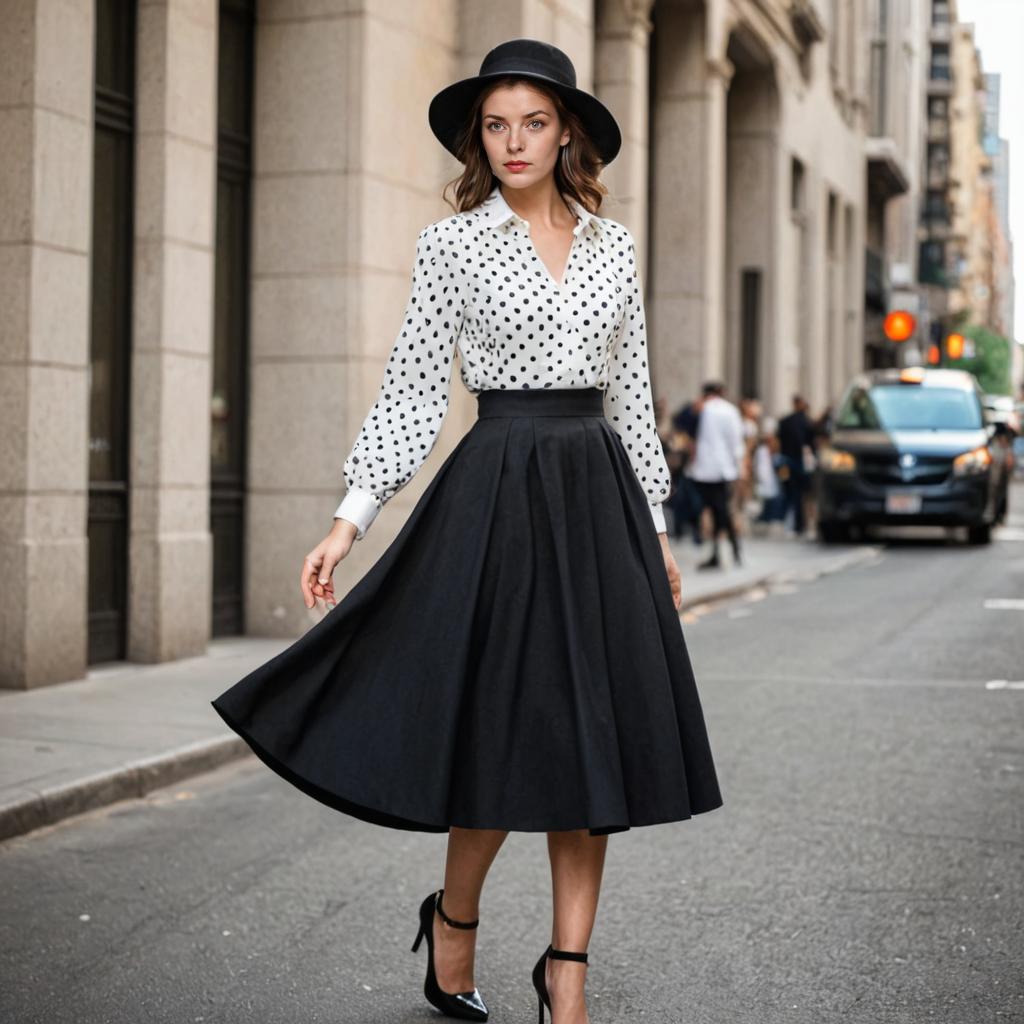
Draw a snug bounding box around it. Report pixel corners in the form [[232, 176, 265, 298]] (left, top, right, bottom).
[[211, 387, 723, 836]]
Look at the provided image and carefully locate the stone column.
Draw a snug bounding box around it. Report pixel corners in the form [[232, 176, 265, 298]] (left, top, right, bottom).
[[799, 164, 827, 407], [247, 2, 474, 636], [594, 0, 655, 254], [844, 199, 865, 384], [0, 0, 95, 688], [129, 0, 218, 661], [648, 0, 732, 409], [700, 55, 732, 389]]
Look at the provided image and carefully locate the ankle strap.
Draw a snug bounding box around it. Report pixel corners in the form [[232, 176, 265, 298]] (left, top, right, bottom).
[[435, 888, 479, 930], [548, 944, 588, 963]]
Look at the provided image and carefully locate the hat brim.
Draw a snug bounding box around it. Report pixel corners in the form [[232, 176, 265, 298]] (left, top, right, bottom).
[[428, 71, 622, 166]]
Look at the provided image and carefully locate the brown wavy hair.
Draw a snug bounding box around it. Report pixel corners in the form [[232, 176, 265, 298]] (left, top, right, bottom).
[[441, 76, 609, 216]]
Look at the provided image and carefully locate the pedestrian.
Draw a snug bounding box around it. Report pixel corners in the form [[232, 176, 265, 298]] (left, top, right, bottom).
[[804, 403, 832, 534], [732, 396, 762, 531], [210, 38, 722, 1024], [814, 403, 834, 442], [753, 428, 786, 532], [688, 381, 745, 569], [655, 396, 689, 537], [776, 394, 818, 537], [667, 394, 706, 543]]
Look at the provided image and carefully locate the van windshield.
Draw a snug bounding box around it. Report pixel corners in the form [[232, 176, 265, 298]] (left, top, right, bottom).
[[836, 385, 983, 431]]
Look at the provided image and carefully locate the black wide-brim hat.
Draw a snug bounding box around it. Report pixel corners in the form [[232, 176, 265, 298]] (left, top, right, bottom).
[[428, 38, 622, 166]]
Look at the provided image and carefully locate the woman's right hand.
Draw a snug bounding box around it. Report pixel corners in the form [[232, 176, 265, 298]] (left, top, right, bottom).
[[657, 532, 683, 611], [301, 519, 359, 609]]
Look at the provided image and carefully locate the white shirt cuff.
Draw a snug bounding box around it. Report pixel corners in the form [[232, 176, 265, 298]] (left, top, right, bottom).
[[333, 485, 381, 540], [649, 501, 667, 535]]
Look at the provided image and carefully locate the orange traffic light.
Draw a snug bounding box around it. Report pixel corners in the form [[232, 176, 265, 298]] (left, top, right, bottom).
[[946, 333, 965, 360], [926, 344, 941, 365], [884, 310, 916, 342]]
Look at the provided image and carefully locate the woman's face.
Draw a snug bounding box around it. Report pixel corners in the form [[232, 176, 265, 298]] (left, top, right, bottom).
[[479, 82, 570, 189]]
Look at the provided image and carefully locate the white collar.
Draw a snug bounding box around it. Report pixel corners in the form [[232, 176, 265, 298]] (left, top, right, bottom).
[[476, 183, 600, 238]]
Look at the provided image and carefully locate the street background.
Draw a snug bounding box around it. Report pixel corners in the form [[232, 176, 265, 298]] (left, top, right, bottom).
[[3, 0, 1024, 1021]]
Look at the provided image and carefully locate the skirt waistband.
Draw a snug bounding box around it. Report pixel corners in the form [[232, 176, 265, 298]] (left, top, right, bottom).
[[476, 387, 606, 418]]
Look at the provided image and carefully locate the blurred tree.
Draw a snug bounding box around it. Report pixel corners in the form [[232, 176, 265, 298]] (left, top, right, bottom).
[[944, 324, 1012, 395]]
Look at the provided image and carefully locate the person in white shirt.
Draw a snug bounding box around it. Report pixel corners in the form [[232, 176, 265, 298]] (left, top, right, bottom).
[[688, 381, 745, 568]]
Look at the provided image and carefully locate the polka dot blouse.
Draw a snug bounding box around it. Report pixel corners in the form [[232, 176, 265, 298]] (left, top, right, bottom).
[[334, 183, 672, 539]]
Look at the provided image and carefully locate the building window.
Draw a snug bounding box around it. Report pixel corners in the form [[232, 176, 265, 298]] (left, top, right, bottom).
[[919, 240, 946, 286], [923, 189, 951, 224], [928, 96, 949, 139], [791, 156, 806, 216], [869, 38, 887, 135], [927, 142, 950, 188], [930, 43, 951, 82], [740, 270, 762, 402], [827, 191, 839, 258]]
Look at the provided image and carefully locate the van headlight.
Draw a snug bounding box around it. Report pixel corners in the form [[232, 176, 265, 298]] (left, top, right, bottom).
[[819, 447, 857, 473], [952, 446, 992, 476]]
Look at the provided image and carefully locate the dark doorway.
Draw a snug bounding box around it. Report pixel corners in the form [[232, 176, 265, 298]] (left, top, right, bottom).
[[740, 268, 762, 400], [211, 0, 255, 636], [88, 0, 137, 664]]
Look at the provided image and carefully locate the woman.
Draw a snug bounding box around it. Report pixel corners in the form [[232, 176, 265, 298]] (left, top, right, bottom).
[[211, 38, 722, 1024]]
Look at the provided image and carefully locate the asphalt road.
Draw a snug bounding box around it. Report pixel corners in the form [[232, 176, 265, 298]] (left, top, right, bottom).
[[2, 510, 1023, 1024]]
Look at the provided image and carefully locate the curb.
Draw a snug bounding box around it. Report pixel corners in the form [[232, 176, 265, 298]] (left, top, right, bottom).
[[677, 543, 883, 613], [679, 577, 772, 611], [0, 734, 249, 844]]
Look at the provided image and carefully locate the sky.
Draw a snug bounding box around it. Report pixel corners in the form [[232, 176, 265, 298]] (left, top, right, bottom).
[[956, 0, 1022, 345]]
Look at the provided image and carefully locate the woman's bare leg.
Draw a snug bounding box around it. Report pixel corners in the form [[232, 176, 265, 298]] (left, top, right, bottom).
[[545, 829, 609, 1024], [432, 826, 509, 993]]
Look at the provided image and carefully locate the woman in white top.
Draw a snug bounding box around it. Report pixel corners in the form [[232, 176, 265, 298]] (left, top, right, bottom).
[[212, 38, 722, 1024]]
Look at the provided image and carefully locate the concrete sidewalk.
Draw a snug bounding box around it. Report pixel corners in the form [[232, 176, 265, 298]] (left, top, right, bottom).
[[0, 532, 878, 844], [671, 526, 881, 607]]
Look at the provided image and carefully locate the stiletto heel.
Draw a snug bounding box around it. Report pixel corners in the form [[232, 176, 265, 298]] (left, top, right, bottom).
[[531, 943, 589, 1023], [411, 888, 489, 1021]]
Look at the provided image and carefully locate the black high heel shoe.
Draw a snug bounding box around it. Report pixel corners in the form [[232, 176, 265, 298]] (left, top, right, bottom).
[[410, 888, 489, 1021], [531, 943, 589, 1024]]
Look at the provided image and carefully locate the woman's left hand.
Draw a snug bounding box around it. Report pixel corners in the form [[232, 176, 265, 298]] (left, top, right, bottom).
[[658, 533, 682, 611]]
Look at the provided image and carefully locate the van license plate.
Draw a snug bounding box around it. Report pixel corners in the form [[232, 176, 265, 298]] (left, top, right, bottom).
[[886, 493, 922, 514]]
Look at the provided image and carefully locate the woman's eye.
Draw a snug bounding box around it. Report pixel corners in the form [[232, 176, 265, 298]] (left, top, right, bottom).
[[485, 121, 544, 131]]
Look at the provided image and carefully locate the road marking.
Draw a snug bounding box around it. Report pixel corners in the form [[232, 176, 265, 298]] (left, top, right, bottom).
[[983, 598, 1024, 610], [985, 680, 1024, 690], [995, 527, 1024, 541]]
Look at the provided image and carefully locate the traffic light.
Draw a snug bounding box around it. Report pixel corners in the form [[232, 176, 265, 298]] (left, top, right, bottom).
[[946, 333, 965, 360], [927, 344, 941, 365], [884, 310, 916, 342]]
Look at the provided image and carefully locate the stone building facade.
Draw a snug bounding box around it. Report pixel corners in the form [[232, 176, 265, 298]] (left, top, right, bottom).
[[2, 0, 871, 689], [863, 0, 922, 368], [947, 14, 992, 328]]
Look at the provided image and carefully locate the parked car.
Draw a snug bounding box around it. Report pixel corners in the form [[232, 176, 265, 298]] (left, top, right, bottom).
[[815, 367, 1007, 544]]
